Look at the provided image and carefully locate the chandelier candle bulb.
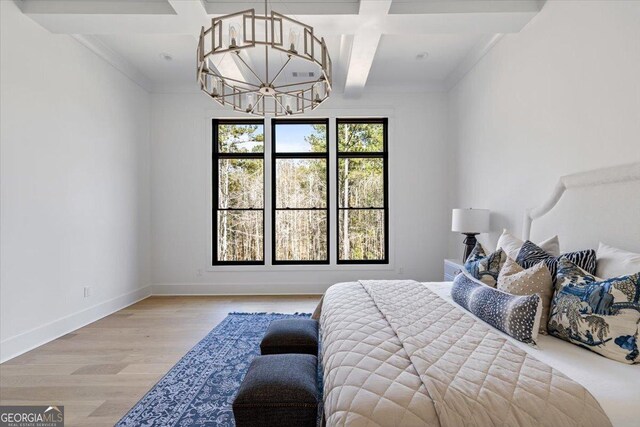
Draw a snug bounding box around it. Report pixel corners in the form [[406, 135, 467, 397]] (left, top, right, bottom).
[[229, 25, 238, 48], [246, 93, 256, 112], [288, 29, 299, 53], [313, 81, 325, 103], [285, 95, 293, 114], [211, 77, 221, 97]]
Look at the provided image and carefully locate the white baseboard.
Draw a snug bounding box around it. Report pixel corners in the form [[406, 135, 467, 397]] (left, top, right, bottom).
[[1, 283, 327, 363], [0, 285, 152, 363], [152, 282, 329, 296]]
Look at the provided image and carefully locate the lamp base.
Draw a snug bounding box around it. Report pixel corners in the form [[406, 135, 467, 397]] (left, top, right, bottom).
[[462, 233, 479, 262]]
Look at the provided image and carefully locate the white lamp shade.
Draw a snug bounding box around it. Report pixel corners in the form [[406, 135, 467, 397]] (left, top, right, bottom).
[[451, 208, 490, 233]]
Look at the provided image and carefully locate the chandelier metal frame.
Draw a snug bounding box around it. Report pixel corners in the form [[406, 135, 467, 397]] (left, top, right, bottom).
[[197, 2, 332, 116]]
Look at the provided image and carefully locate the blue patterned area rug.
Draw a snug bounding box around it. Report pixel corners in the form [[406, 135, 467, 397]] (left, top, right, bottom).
[[116, 312, 311, 427]]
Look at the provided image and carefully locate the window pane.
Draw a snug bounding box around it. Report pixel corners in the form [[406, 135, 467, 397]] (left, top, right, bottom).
[[338, 122, 384, 152], [275, 210, 327, 261], [218, 124, 264, 153], [339, 209, 385, 261], [217, 210, 263, 261], [276, 159, 326, 208], [338, 158, 384, 208], [275, 123, 326, 153], [218, 159, 263, 209]]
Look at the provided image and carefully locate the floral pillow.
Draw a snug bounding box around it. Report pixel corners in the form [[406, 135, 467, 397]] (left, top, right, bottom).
[[548, 258, 640, 364], [464, 243, 506, 287]]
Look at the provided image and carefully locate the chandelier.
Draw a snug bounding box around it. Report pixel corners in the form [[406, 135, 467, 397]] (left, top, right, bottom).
[[197, 1, 332, 116]]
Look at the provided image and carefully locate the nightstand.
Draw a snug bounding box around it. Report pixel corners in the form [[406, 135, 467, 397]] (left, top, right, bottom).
[[444, 259, 464, 281]]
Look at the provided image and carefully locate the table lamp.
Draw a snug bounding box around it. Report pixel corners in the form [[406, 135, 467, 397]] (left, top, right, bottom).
[[451, 208, 490, 261]]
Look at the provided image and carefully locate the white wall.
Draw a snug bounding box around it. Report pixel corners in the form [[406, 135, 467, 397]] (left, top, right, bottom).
[[150, 92, 450, 294], [448, 0, 640, 255], [0, 1, 151, 361], [6, 0, 638, 360]]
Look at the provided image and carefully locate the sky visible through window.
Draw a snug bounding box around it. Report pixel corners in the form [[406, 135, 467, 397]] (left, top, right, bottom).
[[275, 124, 319, 152]]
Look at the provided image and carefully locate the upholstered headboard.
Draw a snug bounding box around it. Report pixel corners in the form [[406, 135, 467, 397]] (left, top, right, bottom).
[[523, 162, 640, 253]]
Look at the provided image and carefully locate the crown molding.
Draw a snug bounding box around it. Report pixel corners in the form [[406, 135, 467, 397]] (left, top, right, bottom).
[[444, 33, 504, 92], [71, 34, 153, 92]]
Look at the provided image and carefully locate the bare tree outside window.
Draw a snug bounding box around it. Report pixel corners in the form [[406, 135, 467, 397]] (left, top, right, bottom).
[[272, 120, 329, 264], [337, 119, 388, 263], [212, 118, 387, 266], [214, 120, 264, 264]]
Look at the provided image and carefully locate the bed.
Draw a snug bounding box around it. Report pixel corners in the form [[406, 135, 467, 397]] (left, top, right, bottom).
[[318, 162, 640, 427]]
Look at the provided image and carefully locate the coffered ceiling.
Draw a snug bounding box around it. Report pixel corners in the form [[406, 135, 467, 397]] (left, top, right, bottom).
[[15, 0, 544, 94]]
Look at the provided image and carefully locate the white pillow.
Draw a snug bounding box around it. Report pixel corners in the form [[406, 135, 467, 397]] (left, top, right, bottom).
[[496, 229, 560, 260], [596, 242, 640, 278]]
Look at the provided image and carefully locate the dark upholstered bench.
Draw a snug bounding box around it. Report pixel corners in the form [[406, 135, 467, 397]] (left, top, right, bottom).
[[260, 318, 319, 355], [232, 354, 319, 427]]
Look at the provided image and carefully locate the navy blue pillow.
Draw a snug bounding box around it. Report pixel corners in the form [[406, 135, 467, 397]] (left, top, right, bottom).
[[452, 272, 541, 345], [463, 243, 506, 287], [516, 241, 596, 285]]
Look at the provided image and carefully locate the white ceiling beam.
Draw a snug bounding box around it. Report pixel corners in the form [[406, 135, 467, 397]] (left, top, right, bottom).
[[167, 0, 249, 86], [342, 0, 391, 97], [18, 0, 541, 17], [358, 0, 393, 17], [24, 12, 539, 36], [17, 0, 176, 15], [343, 32, 382, 97], [19, 0, 205, 35], [209, 53, 250, 87], [20, 1, 540, 36], [331, 34, 353, 93], [231, 50, 263, 86], [201, 0, 360, 16], [167, 0, 210, 28], [388, 0, 544, 15], [381, 12, 540, 35]]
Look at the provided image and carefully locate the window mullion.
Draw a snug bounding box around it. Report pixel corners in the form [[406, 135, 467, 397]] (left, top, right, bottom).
[[328, 117, 337, 265], [264, 116, 273, 266]]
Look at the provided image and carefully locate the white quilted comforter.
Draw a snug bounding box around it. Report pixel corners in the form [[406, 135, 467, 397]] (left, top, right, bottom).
[[319, 280, 612, 427]]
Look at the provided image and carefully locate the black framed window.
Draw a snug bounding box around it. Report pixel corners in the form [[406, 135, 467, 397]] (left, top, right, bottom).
[[337, 118, 388, 263], [213, 119, 264, 265], [272, 119, 329, 264]]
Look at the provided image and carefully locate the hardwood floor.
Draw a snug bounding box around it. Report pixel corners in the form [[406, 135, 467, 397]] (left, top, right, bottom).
[[0, 295, 321, 427]]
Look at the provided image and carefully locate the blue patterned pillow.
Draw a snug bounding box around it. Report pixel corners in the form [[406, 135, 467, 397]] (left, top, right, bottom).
[[464, 243, 506, 287], [548, 259, 640, 364], [452, 272, 542, 345], [516, 241, 596, 285]]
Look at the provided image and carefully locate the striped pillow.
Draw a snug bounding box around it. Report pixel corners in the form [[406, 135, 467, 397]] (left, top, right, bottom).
[[516, 241, 596, 285]]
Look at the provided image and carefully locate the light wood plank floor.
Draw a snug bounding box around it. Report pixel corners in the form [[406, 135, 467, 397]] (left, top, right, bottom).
[[0, 295, 321, 427]]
